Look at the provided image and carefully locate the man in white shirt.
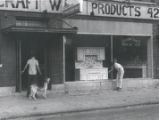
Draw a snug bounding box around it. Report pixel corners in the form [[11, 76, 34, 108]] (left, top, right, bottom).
[[109, 59, 124, 90], [22, 55, 41, 97]]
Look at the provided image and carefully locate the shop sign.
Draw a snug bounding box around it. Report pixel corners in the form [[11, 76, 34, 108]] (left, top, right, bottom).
[[88, 1, 159, 20], [0, 0, 82, 13], [63, 0, 83, 16]]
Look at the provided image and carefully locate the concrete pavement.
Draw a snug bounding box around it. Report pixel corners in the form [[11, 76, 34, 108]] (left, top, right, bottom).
[[1, 87, 159, 119]]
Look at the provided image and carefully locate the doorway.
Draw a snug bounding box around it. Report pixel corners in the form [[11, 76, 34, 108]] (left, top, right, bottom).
[[21, 33, 48, 90]]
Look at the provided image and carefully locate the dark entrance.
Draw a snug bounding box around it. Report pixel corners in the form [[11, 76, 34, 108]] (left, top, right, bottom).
[[15, 32, 64, 92], [21, 33, 49, 90]]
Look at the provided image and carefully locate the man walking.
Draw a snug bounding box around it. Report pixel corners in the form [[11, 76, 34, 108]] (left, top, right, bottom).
[[22, 54, 41, 97]]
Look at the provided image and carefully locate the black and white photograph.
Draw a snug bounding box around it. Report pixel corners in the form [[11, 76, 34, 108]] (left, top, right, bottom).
[[0, 0, 159, 119]]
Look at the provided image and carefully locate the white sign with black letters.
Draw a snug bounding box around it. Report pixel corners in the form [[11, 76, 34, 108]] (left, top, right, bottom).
[[0, 0, 82, 13], [0, 0, 158, 20], [88, 1, 159, 20]]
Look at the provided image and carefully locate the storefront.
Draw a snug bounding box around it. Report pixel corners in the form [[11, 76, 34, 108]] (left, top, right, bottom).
[[64, 0, 156, 81], [0, 0, 80, 93], [0, 0, 158, 94], [65, 35, 151, 81]]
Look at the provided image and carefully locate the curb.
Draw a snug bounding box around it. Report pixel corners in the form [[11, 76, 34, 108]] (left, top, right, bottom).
[[3, 101, 159, 120]]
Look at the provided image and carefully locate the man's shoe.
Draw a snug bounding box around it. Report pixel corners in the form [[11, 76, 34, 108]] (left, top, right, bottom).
[[117, 88, 122, 91], [114, 87, 119, 91]]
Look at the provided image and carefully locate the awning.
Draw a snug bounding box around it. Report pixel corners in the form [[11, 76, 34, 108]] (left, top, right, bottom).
[[2, 26, 78, 34], [0, 15, 78, 34]]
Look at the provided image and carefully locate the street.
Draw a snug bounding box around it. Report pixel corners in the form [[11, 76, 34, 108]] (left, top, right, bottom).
[[10, 104, 159, 120]]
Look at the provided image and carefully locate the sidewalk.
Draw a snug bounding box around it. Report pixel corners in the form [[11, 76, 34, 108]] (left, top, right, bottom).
[[1, 87, 159, 119]]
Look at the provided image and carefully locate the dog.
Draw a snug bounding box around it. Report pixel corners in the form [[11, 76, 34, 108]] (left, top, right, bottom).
[[29, 78, 50, 100]]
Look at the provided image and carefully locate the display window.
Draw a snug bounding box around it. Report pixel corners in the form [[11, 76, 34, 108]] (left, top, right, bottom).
[[114, 36, 149, 78], [65, 35, 151, 81]]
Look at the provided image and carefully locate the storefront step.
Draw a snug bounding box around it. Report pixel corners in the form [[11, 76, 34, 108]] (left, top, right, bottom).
[[1, 79, 159, 97], [0, 87, 16, 97], [64, 79, 159, 95]]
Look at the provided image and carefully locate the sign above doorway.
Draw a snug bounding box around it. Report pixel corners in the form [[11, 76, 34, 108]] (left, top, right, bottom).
[[0, 0, 83, 13]]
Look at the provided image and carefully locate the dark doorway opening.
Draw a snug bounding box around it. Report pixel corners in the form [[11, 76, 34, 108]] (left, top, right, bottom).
[[21, 33, 48, 90]]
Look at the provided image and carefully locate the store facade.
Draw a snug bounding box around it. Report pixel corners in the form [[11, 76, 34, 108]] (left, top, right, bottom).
[[0, 0, 158, 94], [64, 0, 156, 81]]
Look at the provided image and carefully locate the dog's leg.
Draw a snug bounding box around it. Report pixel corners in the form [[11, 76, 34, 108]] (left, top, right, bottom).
[[32, 92, 37, 100], [29, 86, 33, 99], [42, 89, 47, 98], [30, 86, 37, 100]]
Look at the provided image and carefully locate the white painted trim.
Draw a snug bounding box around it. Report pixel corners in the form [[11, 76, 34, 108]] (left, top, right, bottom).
[[77, 32, 152, 36], [0, 64, 3, 68], [151, 36, 154, 78], [63, 36, 66, 83]]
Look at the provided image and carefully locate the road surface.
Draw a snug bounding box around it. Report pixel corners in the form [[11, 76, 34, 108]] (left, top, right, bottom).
[[10, 104, 159, 120]]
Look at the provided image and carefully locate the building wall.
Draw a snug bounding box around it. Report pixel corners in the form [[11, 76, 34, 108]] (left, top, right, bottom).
[[0, 33, 16, 87], [48, 36, 64, 84], [0, 0, 157, 88], [0, 10, 65, 87], [153, 0, 159, 78], [64, 18, 153, 36], [154, 0, 159, 78], [152, 0, 159, 78], [153, 23, 159, 78]]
